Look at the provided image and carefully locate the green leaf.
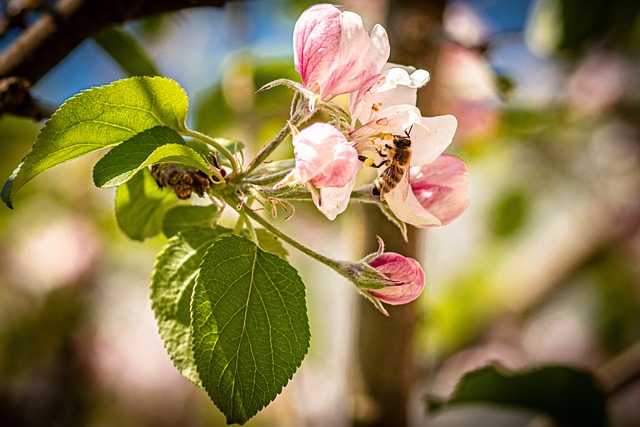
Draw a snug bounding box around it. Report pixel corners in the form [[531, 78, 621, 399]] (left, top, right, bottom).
[[162, 205, 219, 238], [93, 26, 161, 77], [93, 126, 211, 188], [192, 234, 310, 424], [2, 76, 189, 208], [115, 169, 178, 241], [150, 228, 226, 386], [430, 364, 608, 427]]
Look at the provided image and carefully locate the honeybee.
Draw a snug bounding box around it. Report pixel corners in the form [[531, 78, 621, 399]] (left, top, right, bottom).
[[359, 129, 412, 200]]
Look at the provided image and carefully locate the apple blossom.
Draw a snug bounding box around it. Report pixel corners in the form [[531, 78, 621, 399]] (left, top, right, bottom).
[[366, 252, 425, 305], [350, 108, 457, 214], [293, 3, 390, 101], [287, 122, 359, 220], [289, 4, 468, 227], [352, 105, 458, 168]]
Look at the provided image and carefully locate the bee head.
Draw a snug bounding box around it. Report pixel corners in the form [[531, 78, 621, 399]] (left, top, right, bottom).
[[393, 137, 411, 148], [392, 125, 414, 147]]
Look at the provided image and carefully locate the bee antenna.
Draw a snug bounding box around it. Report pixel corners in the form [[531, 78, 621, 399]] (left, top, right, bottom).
[[405, 124, 414, 137]]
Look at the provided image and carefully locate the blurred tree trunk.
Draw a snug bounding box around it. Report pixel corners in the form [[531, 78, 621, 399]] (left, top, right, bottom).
[[354, 1, 447, 426]]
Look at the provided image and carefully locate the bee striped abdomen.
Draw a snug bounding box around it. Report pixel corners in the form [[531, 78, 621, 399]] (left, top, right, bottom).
[[373, 163, 407, 196]]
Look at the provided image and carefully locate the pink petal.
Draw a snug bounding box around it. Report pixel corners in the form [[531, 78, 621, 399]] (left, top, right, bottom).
[[293, 123, 358, 188], [322, 19, 390, 99], [294, 4, 343, 89], [411, 154, 469, 225], [293, 5, 390, 100], [367, 253, 425, 305]]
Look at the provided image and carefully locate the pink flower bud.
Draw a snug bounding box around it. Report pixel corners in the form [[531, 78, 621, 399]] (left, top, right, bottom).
[[293, 122, 358, 188], [367, 253, 425, 305], [410, 154, 469, 225], [293, 4, 390, 101]]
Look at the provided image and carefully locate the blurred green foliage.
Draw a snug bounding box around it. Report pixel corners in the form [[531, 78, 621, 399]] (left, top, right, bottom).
[[0, 286, 91, 427], [588, 250, 640, 354], [489, 189, 528, 237], [558, 0, 640, 52], [194, 55, 299, 141], [93, 27, 161, 77]]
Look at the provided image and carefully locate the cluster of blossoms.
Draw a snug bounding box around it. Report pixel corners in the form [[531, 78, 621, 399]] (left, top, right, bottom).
[[264, 4, 469, 313]]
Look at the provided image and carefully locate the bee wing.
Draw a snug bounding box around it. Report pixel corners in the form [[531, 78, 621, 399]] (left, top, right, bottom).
[[397, 170, 411, 202]]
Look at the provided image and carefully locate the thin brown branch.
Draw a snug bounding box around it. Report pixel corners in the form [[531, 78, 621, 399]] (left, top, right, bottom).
[[0, 0, 236, 120], [0, 76, 56, 119], [0, 0, 236, 84]]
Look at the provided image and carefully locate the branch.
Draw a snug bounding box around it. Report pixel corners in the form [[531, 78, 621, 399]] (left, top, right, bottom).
[[0, 0, 236, 84], [0, 76, 56, 119], [0, 0, 237, 120]]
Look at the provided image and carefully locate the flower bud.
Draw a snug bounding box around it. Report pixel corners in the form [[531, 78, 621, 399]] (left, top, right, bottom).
[[293, 122, 358, 188], [366, 252, 425, 305]]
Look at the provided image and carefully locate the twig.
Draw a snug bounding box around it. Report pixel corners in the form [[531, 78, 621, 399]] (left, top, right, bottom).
[[0, 76, 56, 120], [0, 0, 235, 83], [0, 0, 236, 120]]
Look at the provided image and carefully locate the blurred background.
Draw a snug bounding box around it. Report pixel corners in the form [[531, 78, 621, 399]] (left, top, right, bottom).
[[0, 0, 639, 426]]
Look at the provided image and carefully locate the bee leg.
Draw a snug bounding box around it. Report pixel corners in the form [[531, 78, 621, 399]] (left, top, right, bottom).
[[358, 155, 390, 168], [370, 159, 390, 168], [375, 146, 390, 157]]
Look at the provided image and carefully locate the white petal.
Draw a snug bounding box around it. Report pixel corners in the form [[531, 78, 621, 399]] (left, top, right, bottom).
[[384, 185, 441, 227], [311, 178, 356, 220], [410, 114, 458, 165], [380, 67, 430, 91], [352, 66, 430, 124]]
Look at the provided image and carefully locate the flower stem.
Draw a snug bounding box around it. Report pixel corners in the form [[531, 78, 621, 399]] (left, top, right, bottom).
[[182, 128, 239, 177], [240, 108, 312, 179], [349, 187, 379, 203], [239, 199, 346, 273], [247, 185, 312, 200], [235, 210, 257, 242], [243, 167, 294, 185]]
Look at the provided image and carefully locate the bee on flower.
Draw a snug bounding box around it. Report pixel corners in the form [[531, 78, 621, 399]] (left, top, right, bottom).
[[282, 3, 469, 229]]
